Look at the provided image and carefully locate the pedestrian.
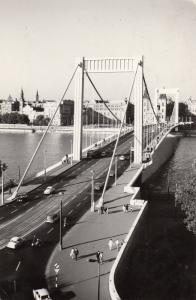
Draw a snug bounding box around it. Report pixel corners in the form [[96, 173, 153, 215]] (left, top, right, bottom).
[[126, 204, 129, 212], [108, 238, 113, 251], [99, 251, 103, 264], [96, 251, 101, 262], [63, 217, 67, 227], [122, 205, 126, 213], [66, 154, 69, 164], [115, 239, 120, 251], [74, 248, 79, 261], [70, 248, 75, 260]]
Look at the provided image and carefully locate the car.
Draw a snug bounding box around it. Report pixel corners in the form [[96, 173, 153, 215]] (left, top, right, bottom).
[[6, 236, 24, 249], [15, 193, 29, 203], [109, 170, 115, 177], [33, 288, 52, 300], [43, 186, 55, 195], [46, 213, 60, 223], [119, 155, 126, 161], [94, 182, 104, 191]]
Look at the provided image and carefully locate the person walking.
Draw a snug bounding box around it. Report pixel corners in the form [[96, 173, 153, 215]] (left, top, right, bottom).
[[70, 248, 75, 260], [115, 239, 120, 251], [96, 251, 101, 263], [125, 204, 129, 212], [74, 248, 79, 261], [99, 251, 103, 264], [108, 238, 113, 251]]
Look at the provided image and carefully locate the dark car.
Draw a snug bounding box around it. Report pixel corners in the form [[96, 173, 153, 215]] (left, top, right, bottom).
[[15, 193, 29, 203], [94, 182, 104, 191]]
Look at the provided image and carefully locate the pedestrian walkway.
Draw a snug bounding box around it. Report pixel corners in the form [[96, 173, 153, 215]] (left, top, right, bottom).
[[45, 164, 143, 300]]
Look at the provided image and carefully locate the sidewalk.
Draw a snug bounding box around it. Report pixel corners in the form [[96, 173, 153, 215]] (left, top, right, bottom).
[[45, 164, 142, 300]]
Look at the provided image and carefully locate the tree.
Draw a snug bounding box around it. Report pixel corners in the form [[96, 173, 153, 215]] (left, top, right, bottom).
[[33, 115, 50, 126], [175, 161, 196, 234]]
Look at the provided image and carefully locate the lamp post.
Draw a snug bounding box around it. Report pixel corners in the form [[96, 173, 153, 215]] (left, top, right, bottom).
[[114, 155, 117, 186], [0, 161, 8, 205], [97, 260, 100, 300], [91, 170, 95, 212], [70, 139, 73, 165], [60, 199, 63, 250], [43, 149, 47, 182]]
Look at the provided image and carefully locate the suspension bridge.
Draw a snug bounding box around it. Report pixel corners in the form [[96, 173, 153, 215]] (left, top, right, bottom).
[[3, 56, 181, 202], [0, 56, 191, 300]]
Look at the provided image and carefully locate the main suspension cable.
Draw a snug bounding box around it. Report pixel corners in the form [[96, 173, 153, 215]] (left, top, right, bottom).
[[11, 64, 79, 199]]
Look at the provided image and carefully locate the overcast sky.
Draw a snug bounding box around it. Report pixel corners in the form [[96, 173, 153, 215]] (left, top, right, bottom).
[[1, 0, 196, 102]]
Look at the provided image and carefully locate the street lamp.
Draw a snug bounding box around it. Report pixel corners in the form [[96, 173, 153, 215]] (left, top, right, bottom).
[[114, 156, 117, 186], [91, 170, 95, 212], [60, 199, 63, 250], [0, 161, 8, 205]]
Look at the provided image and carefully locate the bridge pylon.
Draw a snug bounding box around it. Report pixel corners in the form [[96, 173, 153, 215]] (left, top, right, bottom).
[[73, 56, 144, 164]]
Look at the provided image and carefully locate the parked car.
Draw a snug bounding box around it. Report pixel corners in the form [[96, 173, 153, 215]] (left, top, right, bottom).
[[119, 155, 126, 161], [15, 193, 29, 203], [94, 182, 104, 191], [33, 288, 52, 300], [46, 213, 60, 223], [43, 186, 55, 195], [6, 236, 24, 249]]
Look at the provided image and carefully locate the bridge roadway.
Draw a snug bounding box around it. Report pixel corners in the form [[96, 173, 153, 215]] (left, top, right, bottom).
[[0, 130, 138, 299]]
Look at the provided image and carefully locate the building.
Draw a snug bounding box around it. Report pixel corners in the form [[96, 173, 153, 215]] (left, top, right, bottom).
[[0, 95, 20, 114], [187, 98, 196, 116], [89, 100, 127, 124], [143, 91, 155, 125], [43, 100, 60, 126], [60, 100, 74, 125]]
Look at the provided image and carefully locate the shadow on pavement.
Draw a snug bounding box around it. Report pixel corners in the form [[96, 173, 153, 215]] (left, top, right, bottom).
[[63, 232, 127, 249]]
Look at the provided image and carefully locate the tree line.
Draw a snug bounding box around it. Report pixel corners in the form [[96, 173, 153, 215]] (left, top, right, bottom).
[[0, 113, 50, 126]]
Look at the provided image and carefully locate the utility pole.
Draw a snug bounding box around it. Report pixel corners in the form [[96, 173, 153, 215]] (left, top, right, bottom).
[[91, 170, 95, 212], [97, 261, 100, 300], [60, 199, 63, 250], [115, 156, 117, 186]]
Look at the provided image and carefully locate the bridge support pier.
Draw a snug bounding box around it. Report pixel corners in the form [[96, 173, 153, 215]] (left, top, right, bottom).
[[73, 58, 84, 161], [133, 59, 143, 165]]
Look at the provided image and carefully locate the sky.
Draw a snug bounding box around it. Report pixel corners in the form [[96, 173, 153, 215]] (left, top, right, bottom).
[[1, 0, 196, 102]]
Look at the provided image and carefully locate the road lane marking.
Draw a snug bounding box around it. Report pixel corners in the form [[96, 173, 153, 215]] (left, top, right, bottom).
[[68, 209, 73, 215], [76, 202, 81, 207], [23, 202, 29, 207], [10, 209, 17, 214], [0, 216, 4, 221], [27, 207, 33, 212], [47, 228, 54, 234], [16, 261, 21, 271]]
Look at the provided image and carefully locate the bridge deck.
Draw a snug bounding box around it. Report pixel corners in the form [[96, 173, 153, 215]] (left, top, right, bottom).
[[45, 164, 141, 299]]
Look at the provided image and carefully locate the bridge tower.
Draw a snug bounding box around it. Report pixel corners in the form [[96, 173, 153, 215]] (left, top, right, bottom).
[[155, 88, 179, 124], [73, 56, 144, 164]]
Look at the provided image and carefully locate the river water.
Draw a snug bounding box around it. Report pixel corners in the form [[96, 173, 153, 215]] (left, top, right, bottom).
[[0, 131, 110, 183], [121, 135, 196, 300]]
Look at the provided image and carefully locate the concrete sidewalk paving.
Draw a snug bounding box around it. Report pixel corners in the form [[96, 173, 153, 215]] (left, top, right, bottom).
[[45, 165, 142, 300]]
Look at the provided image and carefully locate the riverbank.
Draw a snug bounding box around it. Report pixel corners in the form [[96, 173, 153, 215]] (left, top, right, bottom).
[[0, 124, 124, 133]]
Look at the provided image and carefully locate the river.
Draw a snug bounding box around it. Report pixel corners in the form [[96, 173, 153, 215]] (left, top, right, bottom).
[[0, 131, 110, 184], [120, 135, 196, 300]]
